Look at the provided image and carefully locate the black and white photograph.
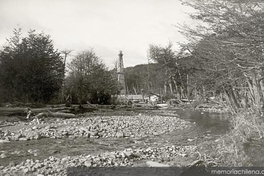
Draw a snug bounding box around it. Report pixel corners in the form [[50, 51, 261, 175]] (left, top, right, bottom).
[[1, 0, 264, 175]]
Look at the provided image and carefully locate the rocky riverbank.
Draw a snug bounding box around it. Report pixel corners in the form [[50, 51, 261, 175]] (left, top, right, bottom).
[[0, 110, 228, 176], [0, 144, 199, 176], [0, 113, 198, 175], [0, 115, 192, 141]]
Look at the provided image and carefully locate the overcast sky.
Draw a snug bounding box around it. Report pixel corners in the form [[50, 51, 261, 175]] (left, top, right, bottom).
[[0, 0, 194, 68]]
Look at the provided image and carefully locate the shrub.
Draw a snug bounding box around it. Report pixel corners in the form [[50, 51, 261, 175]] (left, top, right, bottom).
[[198, 111, 264, 167]]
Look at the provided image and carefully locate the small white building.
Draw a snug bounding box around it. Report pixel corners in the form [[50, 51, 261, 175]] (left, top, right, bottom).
[[118, 94, 159, 103]]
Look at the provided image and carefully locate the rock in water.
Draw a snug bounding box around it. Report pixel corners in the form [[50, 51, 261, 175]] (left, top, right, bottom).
[[18, 138, 28, 141], [146, 161, 170, 167]]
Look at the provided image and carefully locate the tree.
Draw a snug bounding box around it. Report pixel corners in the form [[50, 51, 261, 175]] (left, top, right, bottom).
[[125, 63, 167, 96], [60, 49, 72, 102], [149, 43, 192, 99], [0, 28, 64, 103], [66, 49, 118, 105], [179, 0, 264, 113]]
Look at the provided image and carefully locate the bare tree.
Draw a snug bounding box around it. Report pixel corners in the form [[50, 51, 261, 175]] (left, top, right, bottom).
[[60, 49, 72, 102]]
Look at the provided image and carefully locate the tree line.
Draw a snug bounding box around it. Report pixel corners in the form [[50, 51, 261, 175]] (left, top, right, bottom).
[[0, 29, 118, 105], [145, 0, 264, 114], [1, 0, 264, 112]]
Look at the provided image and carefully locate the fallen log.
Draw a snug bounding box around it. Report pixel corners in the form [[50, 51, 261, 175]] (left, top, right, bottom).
[[0, 107, 29, 116], [0, 106, 78, 116], [27, 110, 76, 124], [34, 111, 76, 118], [86, 101, 96, 108], [0, 107, 55, 116]]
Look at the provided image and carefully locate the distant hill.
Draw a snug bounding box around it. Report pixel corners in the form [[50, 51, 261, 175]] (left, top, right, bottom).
[[124, 63, 166, 95]]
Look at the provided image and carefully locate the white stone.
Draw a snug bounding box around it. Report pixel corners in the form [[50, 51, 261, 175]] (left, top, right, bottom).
[[0, 140, 9, 143], [146, 161, 170, 167]]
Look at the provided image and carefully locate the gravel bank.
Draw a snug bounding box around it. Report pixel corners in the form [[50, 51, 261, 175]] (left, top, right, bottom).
[[0, 114, 197, 175], [0, 145, 198, 176], [0, 115, 192, 141]]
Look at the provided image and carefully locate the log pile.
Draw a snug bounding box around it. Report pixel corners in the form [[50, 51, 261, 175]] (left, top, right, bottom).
[[26, 109, 76, 124], [0, 104, 95, 118]]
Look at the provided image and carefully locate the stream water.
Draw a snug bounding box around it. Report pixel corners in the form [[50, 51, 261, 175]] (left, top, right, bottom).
[[0, 109, 230, 166]]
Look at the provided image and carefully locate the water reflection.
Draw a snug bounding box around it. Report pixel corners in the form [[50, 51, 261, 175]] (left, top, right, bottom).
[[172, 109, 230, 135]]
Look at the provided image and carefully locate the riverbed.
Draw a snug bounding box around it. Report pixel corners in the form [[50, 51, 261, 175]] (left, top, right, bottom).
[[0, 108, 230, 175]]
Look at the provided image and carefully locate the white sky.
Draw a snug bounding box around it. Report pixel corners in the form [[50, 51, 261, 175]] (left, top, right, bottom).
[[0, 0, 194, 68]]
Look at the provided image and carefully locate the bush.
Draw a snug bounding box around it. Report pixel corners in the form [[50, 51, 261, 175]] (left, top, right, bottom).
[[197, 133, 250, 167], [197, 111, 264, 167]]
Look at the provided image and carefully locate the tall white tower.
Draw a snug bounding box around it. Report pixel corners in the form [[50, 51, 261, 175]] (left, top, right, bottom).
[[117, 51, 126, 95]]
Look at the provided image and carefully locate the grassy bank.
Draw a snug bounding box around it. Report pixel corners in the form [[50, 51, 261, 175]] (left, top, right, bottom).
[[197, 111, 264, 167]]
